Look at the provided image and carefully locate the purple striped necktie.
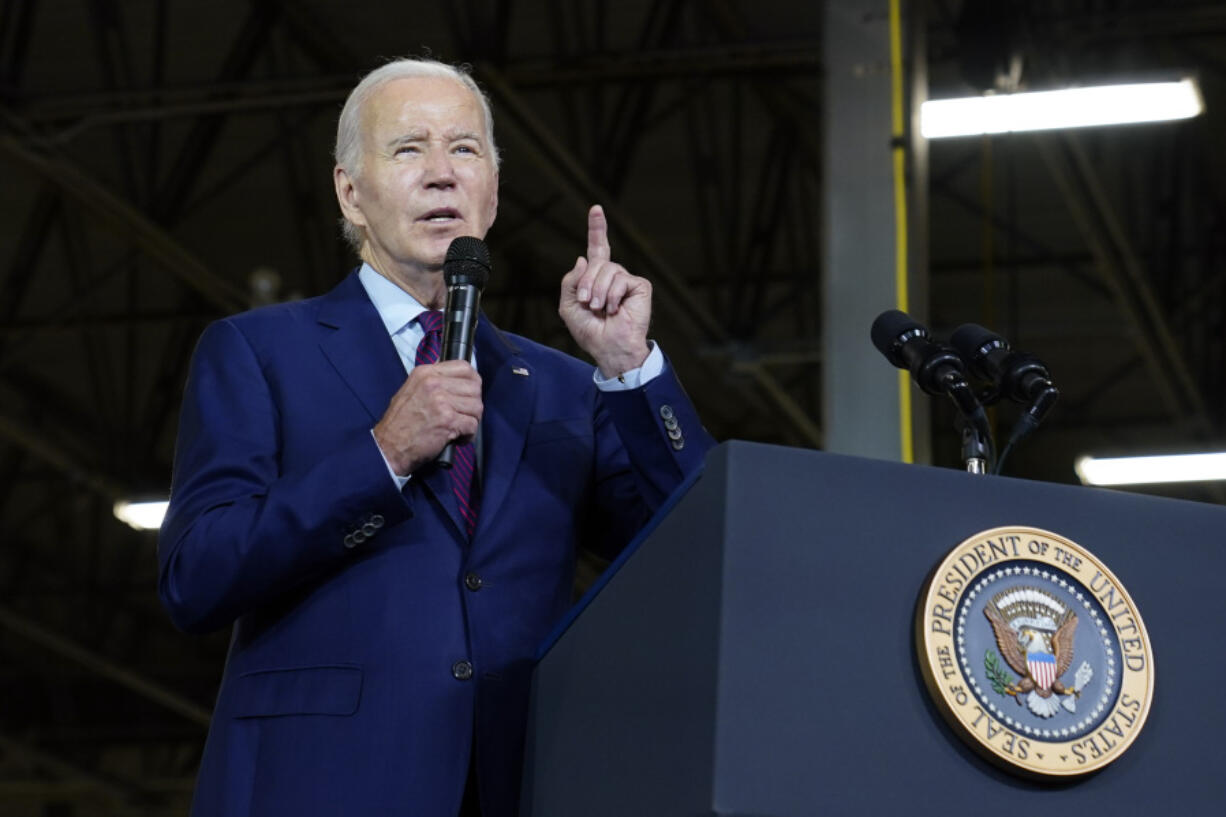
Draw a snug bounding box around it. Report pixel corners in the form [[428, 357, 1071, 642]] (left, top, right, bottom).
[[414, 310, 480, 537]]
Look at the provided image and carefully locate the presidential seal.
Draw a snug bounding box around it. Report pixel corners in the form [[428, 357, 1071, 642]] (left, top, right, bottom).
[[916, 526, 1154, 777]]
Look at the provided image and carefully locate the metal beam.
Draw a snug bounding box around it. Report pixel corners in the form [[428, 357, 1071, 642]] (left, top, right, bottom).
[[707, 0, 824, 167], [819, 0, 911, 459], [930, 176, 1111, 299], [1035, 132, 1214, 435], [0, 0, 37, 100], [0, 130, 248, 313], [499, 44, 823, 86], [149, 0, 281, 223], [0, 184, 59, 330], [595, 0, 684, 192], [477, 63, 823, 446], [18, 45, 822, 140], [0, 731, 137, 802], [0, 605, 212, 727], [0, 410, 126, 501]]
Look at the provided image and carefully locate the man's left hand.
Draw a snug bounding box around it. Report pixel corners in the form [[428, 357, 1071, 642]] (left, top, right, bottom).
[[559, 204, 652, 379]]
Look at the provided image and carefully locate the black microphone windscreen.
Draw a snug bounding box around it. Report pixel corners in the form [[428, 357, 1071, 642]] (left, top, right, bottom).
[[444, 236, 491, 289], [950, 323, 1001, 360], [870, 309, 926, 365]]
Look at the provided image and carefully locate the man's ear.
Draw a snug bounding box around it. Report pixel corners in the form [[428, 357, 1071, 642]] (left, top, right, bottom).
[[334, 165, 366, 228]]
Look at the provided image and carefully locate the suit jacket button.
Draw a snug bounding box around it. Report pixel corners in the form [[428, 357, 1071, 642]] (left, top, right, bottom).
[[343, 533, 357, 549], [659, 405, 675, 420], [370, 514, 385, 528], [667, 427, 683, 441], [671, 438, 686, 451], [452, 660, 474, 681], [361, 522, 378, 537], [663, 417, 679, 431], [464, 573, 483, 591]]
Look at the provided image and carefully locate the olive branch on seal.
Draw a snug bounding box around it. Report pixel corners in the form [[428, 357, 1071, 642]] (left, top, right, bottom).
[[984, 650, 1013, 695]]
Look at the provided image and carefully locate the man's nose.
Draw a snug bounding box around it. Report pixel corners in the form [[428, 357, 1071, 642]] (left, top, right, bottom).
[[423, 148, 457, 187]]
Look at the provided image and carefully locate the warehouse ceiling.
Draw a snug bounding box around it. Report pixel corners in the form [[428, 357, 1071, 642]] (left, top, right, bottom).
[[0, 0, 1223, 812]]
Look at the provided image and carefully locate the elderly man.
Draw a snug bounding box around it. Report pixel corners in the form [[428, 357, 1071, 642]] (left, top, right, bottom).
[[158, 58, 713, 817]]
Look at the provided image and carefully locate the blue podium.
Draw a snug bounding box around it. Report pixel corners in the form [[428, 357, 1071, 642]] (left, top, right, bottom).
[[521, 441, 1223, 815]]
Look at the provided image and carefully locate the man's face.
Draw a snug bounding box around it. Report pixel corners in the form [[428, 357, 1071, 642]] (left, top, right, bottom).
[[336, 76, 499, 281]]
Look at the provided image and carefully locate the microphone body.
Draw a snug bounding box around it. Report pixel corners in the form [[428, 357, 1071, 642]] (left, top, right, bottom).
[[441, 283, 481, 365], [871, 309, 994, 470], [950, 323, 1060, 466], [437, 236, 491, 468], [870, 309, 968, 397], [949, 323, 1054, 405]]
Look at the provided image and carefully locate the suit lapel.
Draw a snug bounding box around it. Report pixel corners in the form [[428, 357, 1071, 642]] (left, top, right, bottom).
[[473, 317, 534, 539], [316, 272, 406, 423], [316, 272, 469, 538]]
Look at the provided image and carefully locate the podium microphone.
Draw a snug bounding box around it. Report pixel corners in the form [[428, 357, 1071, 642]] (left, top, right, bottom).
[[950, 323, 1058, 409], [437, 236, 491, 468], [950, 323, 1059, 470], [871, 309, 970, 398], [871, 309, 993, 472]]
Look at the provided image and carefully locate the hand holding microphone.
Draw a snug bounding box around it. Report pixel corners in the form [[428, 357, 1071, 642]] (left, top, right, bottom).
[[371, 237, 489, 477]]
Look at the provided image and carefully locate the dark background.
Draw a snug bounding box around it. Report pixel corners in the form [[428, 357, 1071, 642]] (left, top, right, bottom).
[[0, 1, 1222, 812]]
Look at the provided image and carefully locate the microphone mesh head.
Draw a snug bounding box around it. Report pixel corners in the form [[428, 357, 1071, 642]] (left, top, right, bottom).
[[444, 236, 492, 289], [950, 323, 1001, 359], [870, 309, 927, 367]]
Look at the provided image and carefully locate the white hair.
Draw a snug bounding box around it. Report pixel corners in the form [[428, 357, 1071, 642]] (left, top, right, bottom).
[[334, 58, 500, 251]]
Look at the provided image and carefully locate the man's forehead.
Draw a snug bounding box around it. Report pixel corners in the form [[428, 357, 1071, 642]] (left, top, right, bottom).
[[364, 76, 485, 130]]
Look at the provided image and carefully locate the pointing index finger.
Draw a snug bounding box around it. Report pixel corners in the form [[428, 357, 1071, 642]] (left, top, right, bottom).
[[587, 204, 611, 262]]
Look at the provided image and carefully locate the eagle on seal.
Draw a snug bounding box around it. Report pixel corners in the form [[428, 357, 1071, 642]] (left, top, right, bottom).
[[984, 597, 1078, 700]]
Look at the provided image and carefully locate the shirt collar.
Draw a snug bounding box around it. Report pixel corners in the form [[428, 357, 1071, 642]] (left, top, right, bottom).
[[357, 262, 431, 337]]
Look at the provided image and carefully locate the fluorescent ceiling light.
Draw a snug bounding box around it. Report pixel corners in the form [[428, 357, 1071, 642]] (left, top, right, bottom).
[[922, 78, 1203, 139], [1074, 452, 1226, 486], [113, 499, 169, 530]]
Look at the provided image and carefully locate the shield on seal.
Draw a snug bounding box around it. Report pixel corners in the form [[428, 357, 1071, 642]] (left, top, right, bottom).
[[1028, 651, 1057, 691]]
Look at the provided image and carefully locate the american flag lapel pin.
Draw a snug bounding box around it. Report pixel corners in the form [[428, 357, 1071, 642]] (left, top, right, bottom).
[[512, 366, 530, 376]]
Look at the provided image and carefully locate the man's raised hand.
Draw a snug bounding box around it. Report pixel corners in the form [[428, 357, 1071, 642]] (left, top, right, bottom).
[[559, 205, 652, 379]]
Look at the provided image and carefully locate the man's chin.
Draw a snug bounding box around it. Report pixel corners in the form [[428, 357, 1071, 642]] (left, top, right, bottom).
[[425, 229, 487, 267], [425, 230, 465, 257], [423, 243, 451, 271]]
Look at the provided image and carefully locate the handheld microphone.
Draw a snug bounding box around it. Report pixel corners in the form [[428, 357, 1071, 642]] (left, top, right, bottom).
[[438, 236, 491, 468]]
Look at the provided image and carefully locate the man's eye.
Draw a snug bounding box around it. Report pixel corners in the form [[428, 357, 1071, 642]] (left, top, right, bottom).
[[394, 145, 420, 155], [454, 144, 477, 154]]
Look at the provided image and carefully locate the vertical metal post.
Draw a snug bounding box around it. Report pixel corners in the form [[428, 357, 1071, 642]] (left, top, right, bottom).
[[823, 0, 928, 461]]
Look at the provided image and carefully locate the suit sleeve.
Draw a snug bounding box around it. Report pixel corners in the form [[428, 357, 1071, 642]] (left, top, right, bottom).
[[157, 319, 413, 635], [586, 357, 715, 557]]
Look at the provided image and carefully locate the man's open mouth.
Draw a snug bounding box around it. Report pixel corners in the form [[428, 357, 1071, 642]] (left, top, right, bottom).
[[420, 208, 461, 223]]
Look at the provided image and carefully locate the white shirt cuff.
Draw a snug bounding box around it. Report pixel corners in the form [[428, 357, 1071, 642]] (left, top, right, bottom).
[[371, 429, 411, 489], [593, 341, 663, 392]]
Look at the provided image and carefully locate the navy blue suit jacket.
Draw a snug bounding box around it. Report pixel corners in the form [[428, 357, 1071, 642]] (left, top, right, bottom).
[[158, 271, 713, 817]]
